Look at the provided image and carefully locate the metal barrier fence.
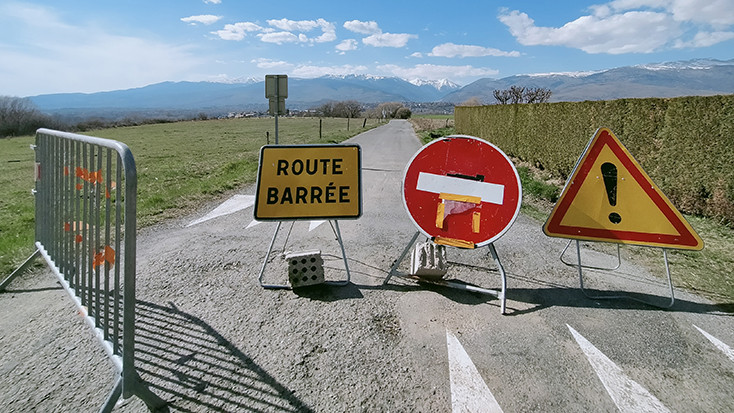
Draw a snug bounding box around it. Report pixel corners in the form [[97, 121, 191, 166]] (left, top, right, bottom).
[[1, 129, 164, 412]]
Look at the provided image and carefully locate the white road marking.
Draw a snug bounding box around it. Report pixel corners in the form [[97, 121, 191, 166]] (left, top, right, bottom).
[[446, 330, 503, 413], [417, 172, 505, 205], [188, 194, 330, 232], [567, 325, 670, 413], [187, 195, 255, 227], [309, 220, 326, 231], [694, 325, 734, 363]]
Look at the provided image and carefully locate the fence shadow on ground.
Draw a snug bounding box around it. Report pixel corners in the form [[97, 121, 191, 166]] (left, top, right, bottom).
[[134, 300, 314, 412]]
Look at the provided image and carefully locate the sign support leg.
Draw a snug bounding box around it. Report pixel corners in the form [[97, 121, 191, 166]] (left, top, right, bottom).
[[487, 243, 507, 315], [574, 240, 675, 308], [383, 231, 421, 285], [258, 221, 290, 289], [258, 220, 352, 289], [326, 220, 351, 286], [560, 239, 621, 271], [383, 233, 508, 314]]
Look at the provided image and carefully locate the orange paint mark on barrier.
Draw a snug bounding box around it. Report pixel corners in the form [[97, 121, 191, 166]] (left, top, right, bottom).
[[472, 212, 481, 233], [75, 167, 104, 186], [93, 246, 116, 269], [64, 221, 89, 244]]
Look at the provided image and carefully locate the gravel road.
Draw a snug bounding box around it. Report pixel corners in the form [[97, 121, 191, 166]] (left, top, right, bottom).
[[1, 120, 732, 412]]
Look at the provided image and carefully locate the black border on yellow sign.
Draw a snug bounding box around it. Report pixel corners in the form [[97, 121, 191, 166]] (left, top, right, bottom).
[[254, 144, 362, 221]]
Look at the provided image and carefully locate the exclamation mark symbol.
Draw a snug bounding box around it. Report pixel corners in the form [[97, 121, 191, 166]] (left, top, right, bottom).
[[601, 162, 622, 224]]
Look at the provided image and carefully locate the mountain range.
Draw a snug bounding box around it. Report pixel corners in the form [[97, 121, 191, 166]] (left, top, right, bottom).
[[28, 58, 734, 118]]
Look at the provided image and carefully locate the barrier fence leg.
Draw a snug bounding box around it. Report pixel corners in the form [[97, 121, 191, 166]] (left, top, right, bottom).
[[0, 249, 41, 291]]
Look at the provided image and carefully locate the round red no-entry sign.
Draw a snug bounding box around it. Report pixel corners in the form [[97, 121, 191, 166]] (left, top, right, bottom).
[[402, 135, 522, 247]]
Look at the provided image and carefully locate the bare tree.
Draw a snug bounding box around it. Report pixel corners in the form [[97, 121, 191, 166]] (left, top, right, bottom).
[[492, 89, 512, 105], [509, 86, 525, 104], [0, 96, 54, 137], [493, 87, 552, 104], [524, 87, 552, 103], [332, 100, 363, 118], [376, 102, 405, 119]]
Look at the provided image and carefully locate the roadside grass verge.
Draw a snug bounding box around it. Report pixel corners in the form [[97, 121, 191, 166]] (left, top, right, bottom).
[[0, 117, 380, 276]]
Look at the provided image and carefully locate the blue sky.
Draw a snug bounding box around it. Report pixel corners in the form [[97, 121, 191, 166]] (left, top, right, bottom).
[[1, 0, 732, 96]]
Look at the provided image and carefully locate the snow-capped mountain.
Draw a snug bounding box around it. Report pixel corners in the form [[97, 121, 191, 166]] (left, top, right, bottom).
[[28, 59, 734, 116], [441, 58, 734, 104]]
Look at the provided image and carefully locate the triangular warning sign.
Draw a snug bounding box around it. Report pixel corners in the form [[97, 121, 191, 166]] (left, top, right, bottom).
[[544, 128, 703, 250]]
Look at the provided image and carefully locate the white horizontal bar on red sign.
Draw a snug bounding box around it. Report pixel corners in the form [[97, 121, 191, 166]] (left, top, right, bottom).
[[416, 172, 504, 205]]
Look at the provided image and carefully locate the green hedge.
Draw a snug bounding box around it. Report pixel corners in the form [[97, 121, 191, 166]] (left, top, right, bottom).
[[456, 95, 734, 224]]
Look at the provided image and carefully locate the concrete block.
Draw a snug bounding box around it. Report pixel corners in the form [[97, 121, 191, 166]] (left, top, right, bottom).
[[286, 250, 325, 287], [410, 242, 448, 279]]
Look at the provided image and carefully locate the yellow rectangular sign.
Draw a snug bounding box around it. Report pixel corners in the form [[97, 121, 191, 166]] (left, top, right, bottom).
[[255, 144, 362, 220]]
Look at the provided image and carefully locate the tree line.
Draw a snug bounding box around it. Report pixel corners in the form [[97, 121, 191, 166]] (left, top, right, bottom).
[[311, 100, 411, 119], [493, 86, 552, 104], [0, 96, 64, 137], [1, 96, 415, 138]]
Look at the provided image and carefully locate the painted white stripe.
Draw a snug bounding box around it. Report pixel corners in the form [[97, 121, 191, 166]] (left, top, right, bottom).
[[417, 172, 504, 205], [309, 220, 326, 231], [694, 325, 734, 363], [187, 195, 255, 227], [446, 330, 503, 413], [246, 220, 261, 229], [567, 325, 670, 413]]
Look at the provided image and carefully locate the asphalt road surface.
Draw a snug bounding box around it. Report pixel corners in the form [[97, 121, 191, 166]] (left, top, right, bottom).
[[1, 120, 733, 412]]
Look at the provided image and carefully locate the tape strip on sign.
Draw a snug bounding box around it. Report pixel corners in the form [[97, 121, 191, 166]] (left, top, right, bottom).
[[255, 144, 362, 221], [417, 173, 504, 205]]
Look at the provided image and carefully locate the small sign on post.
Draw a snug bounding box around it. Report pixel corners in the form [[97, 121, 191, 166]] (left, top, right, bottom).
[[265, 75, 288, 144], [265, 74, 288, 99]]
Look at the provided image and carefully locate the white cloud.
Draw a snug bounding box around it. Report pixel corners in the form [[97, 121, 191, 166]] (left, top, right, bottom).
[[181, 15, 222, 25], [258, 31, 300, 44], [499, 9, 679, 54], [410, 52, 423, 58], [252, 58, 294, 70], [343, 19, 417, 48], [500, 0, 734, 54], [674, 30, 734, 48], [606, 0, 734, 27], [0, 3, 205, 95], [291, 64, 369, 78], [268, 18, 320, 32], [336, 39, 358, 53], [211, 22, 262, 40], [344, 20, 381, 35], [363, 32, 417, 48], [429, 42, 521, 58], [377, 64, 499, 81], [215, 18, 336, 44], [203, 0, 221, 4]]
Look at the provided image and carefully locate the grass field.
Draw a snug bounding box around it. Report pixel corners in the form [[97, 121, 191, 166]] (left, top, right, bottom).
[[1, 115, 732, 308], [0, 116, 380, 276]]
